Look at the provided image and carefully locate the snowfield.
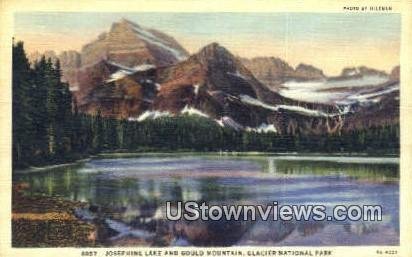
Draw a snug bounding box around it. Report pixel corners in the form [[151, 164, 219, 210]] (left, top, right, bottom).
[[278, 75, 391, 104], [344, 84, 399, 104], [239, 95, 348, 117]]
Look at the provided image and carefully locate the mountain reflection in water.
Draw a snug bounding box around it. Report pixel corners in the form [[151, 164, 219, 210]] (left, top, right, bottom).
[[13, 154, 399, 246]]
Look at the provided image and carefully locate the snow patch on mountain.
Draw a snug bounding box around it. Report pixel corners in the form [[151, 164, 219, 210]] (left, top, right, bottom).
[[215, 119, 224, 127], [132, 110, 172, 122], [240, 95, 348, 117], [246, 123, 277, 133], [105, 63, 156, 83], [278, 75, 390, 104], [130, 24, 187, 61], [193, 84, 200, 95], [215, 116, 244, 131], [133, 64, 156, 72], [346, 84, 399, 103], [106, 69, 134, 82], [181, 105, 209, 118], [276, 105, 331, 117], [279, 88, 349, 104], [284, 75, 389, 89], [346, 70, 357, 76], [69, 85, 79, 92], [239, 95, 279, 111], [106, 60, 137, 72]]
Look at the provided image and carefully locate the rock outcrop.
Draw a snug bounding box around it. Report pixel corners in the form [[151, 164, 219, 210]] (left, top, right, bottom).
[[241, 58, 325, 90]]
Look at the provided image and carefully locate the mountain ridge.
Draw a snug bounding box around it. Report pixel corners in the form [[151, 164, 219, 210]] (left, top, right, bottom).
[[26, 18, 400, 136]]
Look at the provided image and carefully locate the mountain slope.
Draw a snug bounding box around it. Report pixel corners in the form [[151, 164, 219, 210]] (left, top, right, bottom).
[[79, 65, 158, 119], [152, 42, 276, 126], [81, 43, 354, 135]]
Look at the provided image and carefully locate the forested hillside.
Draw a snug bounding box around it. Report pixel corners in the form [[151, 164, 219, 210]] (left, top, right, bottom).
[[12, 41, 399, 169]]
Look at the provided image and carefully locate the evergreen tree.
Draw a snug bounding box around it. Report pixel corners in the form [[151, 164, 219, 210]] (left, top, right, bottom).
[[92, 110, 104, 151], [31, 56, 50, 161], [12, 41, 32, 167]]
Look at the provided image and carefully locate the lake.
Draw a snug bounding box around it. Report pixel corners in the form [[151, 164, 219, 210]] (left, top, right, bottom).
[[13, 153, 399, 246]]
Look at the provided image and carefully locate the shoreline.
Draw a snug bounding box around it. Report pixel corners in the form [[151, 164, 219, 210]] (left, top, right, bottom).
[[13, 157, 93, 174], [13, 151, 400, 173], [98, 150, 400, 158], [12, 183, 98, 247], [12, 183, 166, 247]]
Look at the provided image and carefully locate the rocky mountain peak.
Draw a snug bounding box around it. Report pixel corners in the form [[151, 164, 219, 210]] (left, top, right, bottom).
[[240, 57, 295, 87], [80, 18, 189, 67], [193, 42, 257, 82], [247, 57, 293, 70], [340, 66, 388, 77], [241, 57, 326, 88], [111, 18, 140, 33], [390, 65, 400, 80], [295, 63, 325, 79], [119, 17, 135, 25], [195, 42, 236, 66], [198, 42, 225, 54]]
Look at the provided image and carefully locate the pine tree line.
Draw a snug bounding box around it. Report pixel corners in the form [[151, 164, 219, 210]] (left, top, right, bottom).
[[12, 41, 399, 169], [13, 41, 76, 168]]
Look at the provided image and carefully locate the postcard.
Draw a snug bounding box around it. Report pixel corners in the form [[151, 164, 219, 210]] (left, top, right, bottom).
[[0, 0, 411, 256]]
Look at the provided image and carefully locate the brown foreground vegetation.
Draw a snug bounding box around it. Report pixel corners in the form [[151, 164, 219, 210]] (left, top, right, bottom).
[[12, 183, 97, 247]]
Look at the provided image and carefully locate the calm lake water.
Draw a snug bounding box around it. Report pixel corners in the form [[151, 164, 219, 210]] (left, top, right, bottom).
[[13, 153, 399, 246]]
